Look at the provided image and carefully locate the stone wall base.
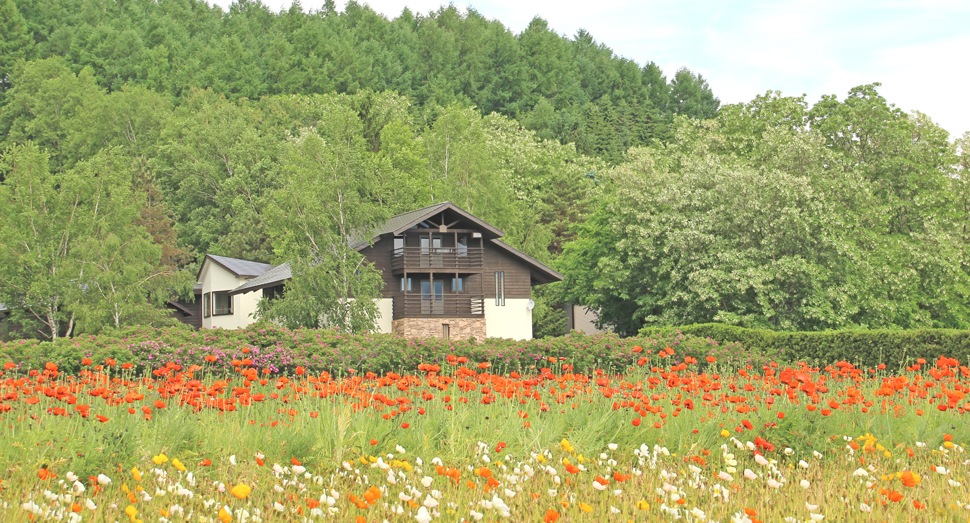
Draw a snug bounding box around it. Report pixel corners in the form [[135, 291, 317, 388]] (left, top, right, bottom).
[[392, 318, 486, 340]]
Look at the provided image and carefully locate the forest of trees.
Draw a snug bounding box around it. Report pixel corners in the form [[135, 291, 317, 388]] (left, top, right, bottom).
[[0, 0, 967, 339]]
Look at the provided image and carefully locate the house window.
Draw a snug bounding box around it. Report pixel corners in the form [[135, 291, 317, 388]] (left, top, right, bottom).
[[393, 237, 404, 256], [401, 277, 412, 291], [457, 235, 468, 257], [212, 291, 233, 316], [452, 277, 463, 292], [203, 292, 211, 318], [495, 271, 505, 306], [263, 285, 284, 300], [442, 324, 450, 339]]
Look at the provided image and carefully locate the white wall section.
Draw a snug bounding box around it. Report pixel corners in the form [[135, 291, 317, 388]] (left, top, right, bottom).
[[484, 299, 532, 340]]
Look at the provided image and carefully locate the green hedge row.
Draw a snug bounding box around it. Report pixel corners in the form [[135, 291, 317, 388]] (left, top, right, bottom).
[[639, 323, 970, 369], [1, 322, 758, 376]]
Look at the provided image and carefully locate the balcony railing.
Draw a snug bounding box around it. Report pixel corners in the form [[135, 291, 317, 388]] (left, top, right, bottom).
[[390, 247, 483, 272], [393, 294, 484, 319]]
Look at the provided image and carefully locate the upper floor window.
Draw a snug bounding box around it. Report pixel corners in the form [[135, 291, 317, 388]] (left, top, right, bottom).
[[452, 277, 464, 292], [203, 292, 211, 318], [495, 271, 505, 306], [212, 291, 233, 316], [393, 237, 404, 256]]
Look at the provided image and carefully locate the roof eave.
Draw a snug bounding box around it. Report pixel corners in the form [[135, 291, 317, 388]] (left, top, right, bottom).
[[229, 278, 290, 297], [166, 300, 195, 316], [390, 202, 505, 238]]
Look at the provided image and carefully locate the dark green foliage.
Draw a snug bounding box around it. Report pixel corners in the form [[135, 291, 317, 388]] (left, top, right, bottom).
[[0, 0, 32, 92], [564, 89, 969, 334], [7, 1, 717, 163], [639, 323, 970, 369], [0, 323, 760, 376]]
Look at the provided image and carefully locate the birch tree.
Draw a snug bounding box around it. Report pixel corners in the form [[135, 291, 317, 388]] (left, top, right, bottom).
[[0, 145, 186, 338], [262, 97, 387, 332]]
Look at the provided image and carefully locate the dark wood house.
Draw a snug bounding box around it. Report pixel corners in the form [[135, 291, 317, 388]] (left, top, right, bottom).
[[196, 202, 563, 339]]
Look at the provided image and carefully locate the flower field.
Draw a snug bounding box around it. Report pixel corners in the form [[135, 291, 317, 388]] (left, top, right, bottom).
[[1, 347, 969, 522]]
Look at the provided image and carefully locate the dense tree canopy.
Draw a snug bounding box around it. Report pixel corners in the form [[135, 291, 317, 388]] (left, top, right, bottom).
[[0, 0, 966, 338], [0, 145, 191, 338], [6, 0, 718, 163], [563, 91, 968, 335]]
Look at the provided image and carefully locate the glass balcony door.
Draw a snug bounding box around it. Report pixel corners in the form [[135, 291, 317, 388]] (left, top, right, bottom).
[[420, 236, 443, 268], [420, 280, 445, 314]]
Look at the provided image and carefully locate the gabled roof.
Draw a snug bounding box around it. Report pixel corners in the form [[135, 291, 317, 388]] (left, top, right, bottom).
[[226, 202, 562, 295], [349, 201, 504, 249], [229, 262, 291, 296], [490, 240, 564, 284], [197, 254, 275, 281]]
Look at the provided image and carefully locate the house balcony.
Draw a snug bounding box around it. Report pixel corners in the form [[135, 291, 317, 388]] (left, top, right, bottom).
[[390, 247, 483, 273], [393, 294, 485, 319]]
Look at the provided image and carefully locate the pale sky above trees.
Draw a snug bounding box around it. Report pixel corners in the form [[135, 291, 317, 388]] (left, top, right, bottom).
[[209, 0, 969, 139]]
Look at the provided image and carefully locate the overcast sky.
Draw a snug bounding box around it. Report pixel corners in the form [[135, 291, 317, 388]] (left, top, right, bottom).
[[209, 0, 969, 140]]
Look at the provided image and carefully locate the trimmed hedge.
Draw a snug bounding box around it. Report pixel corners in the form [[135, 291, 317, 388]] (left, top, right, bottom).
[[639, 323, 970, 369], [0, 322, 760, 376]]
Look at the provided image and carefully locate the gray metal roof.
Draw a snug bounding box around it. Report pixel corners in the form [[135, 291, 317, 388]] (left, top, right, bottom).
[[201, 254, 276, 279], [348, 202, 450, 250], [348, 201, 506, 249], [229, 262, 291, 296]]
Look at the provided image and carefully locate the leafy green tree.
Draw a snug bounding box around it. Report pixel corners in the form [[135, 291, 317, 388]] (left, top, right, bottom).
[[956, 132, 970, 247], [0, 58, 104, 171], [155, 89, 281, 261], [0, 144, 81, 338], [262, 102, 387, 332], [68, 150, 193, 332], [564, 88, 969, 334], [423, 103, 497, 211], [0, 145, 185, 338], [807, 85, 966, 326], [668, 67, 719, 119], [0, 0, 32, 93]]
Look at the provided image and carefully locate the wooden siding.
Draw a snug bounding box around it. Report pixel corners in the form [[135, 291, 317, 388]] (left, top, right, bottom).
[[481, 244, 532, 300], [358, 237, 400, 299], [362, 231, 534, 315], [169, 290, 203, 330]]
